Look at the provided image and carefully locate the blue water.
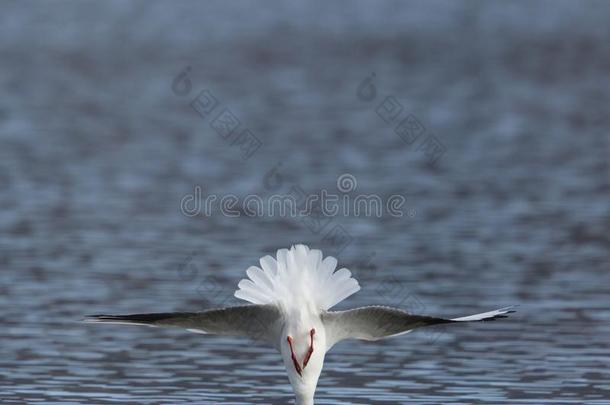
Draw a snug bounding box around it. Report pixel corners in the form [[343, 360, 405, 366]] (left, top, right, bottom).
[[1, 1, 609, 403]]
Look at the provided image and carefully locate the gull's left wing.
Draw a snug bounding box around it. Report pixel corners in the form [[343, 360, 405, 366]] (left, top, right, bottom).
[[84, 304, 281, 345], [322, 305, 515, 350]]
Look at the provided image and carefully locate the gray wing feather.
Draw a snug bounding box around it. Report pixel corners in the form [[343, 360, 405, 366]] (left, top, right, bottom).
[[322, 305, 515, 349], [84, 304, 281, 343], [322, 306, 451, 349]]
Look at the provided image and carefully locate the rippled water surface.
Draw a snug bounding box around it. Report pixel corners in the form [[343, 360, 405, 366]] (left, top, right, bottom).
[[1, 1, 609, 404]]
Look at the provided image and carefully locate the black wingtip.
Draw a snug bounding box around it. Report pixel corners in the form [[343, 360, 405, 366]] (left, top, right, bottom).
[[82, 312, 185, 324], [481, 308, 517, 321]]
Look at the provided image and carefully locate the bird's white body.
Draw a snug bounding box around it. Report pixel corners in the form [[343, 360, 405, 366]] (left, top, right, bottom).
[[85, 244, 515, 404], [234, 245, 360, 403], [281, 311, 326, 405]]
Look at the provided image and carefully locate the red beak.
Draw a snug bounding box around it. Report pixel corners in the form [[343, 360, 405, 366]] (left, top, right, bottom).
[[287, 328, 316, 377]]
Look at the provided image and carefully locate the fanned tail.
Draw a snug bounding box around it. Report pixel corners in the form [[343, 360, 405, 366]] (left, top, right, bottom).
[[235, 245, 360, 311]]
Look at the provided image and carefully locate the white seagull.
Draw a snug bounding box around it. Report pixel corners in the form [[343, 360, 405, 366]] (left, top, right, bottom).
[[85, 244, 514, 404]]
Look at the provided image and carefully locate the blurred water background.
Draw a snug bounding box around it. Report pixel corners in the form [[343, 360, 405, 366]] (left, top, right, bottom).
[[0, 1, 609, 403]]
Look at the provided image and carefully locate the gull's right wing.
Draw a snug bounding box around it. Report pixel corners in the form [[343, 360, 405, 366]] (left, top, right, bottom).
[[84, 304, 282, 345], [322, 305, 515, 350]]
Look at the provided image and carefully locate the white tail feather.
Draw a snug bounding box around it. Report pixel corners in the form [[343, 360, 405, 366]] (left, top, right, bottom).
[[234, 245, 360, 311]]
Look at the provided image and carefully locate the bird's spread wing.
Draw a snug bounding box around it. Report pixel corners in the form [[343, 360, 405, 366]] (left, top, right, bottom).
[[84, 304, 281, 343], [322, 305, 515, 349]]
